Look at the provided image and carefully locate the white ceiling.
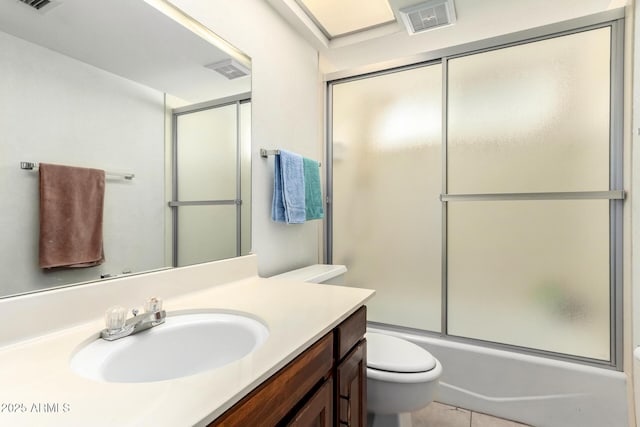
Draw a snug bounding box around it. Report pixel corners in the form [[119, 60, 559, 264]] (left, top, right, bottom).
[[266, 0, 628, 76], [0, 0, 251, 103]]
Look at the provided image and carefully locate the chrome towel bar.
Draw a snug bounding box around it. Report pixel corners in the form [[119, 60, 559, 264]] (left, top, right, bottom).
[[20, 161, 135, 180], [260, 149, 321, 167]]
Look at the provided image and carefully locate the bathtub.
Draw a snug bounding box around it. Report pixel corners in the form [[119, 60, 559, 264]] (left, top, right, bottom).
[[368, 325, 628, 427]]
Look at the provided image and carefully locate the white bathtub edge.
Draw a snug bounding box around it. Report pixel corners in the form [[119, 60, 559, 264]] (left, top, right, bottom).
[[368, 326, 628, 427]]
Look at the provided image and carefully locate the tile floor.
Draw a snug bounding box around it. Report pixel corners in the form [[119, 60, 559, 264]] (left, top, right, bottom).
[[411, 402, 531, 427]]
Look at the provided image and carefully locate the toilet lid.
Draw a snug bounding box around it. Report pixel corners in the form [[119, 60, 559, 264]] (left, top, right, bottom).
[[367, 332, 437, 373]]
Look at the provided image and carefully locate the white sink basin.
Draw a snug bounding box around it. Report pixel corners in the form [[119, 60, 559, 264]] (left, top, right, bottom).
[[70, 311, 269, 383]]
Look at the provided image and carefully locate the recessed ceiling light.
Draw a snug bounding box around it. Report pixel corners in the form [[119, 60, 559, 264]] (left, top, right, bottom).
[[296, 0, 396, 38]]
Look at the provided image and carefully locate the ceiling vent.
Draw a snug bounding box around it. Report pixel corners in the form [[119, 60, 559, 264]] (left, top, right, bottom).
[[18, 0, 52, 10], [17, 0, 62, 13], [399, 0, 456, 35], [205, 58, 250, 80]]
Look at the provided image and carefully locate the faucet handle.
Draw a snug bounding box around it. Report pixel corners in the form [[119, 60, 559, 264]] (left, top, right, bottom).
[[144, 297, 163, 313], [105, 306, 127, 332]]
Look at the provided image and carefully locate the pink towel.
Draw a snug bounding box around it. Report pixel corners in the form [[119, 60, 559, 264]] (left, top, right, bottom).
[[39, 163, 106, 269]]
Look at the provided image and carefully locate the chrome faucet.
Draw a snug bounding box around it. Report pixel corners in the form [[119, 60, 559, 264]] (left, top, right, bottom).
[[101, 297, 166, 341]]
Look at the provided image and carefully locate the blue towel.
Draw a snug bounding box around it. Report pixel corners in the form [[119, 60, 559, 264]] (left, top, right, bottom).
[[271, 153, 286, 222], [303, 158, 324, 220], [271, 150, 306, 224]]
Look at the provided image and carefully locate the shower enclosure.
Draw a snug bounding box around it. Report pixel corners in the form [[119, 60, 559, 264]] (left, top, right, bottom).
[[327, 22, 623, 367]]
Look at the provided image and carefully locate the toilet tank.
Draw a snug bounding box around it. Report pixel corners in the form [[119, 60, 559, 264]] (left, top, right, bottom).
[[269, 264, 347, 285]]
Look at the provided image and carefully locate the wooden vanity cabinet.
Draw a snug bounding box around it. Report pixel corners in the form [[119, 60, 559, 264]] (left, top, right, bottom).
[[209, 306, 367, 427]]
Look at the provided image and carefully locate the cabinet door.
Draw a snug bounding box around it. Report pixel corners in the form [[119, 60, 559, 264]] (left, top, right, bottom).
[[336, 340, 367, 427], [287, 377, 333, 427], [210, 333, 334, 427]]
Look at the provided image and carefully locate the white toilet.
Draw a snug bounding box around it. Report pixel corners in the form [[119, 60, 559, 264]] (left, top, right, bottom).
[[269, 264, 442, 427]]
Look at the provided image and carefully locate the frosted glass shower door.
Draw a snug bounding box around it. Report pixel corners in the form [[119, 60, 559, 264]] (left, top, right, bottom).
[[446, 27, 614, 360], [173, 100, 251, 267], [331, 64, 442, 331]]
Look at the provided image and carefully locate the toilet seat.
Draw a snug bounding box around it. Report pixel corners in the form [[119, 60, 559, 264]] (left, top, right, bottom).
[[367, 332, 437, 373], [366, 332, 442, 384]]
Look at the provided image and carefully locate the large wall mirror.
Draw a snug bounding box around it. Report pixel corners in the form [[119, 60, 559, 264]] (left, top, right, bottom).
[[0, 0, 251, 298]]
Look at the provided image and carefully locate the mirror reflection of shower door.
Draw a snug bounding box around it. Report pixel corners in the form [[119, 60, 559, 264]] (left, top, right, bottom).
[[171, 96, 251, 267]]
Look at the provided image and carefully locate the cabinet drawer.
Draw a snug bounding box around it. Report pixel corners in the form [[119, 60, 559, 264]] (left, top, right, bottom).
[[210, 332, 334, 427], [335, 306, 366, 361]]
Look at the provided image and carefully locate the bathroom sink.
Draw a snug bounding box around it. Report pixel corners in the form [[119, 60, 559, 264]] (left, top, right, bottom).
[[70, 311, 269, 383]]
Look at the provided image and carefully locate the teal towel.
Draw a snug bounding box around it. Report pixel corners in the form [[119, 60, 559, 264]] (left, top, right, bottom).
[[303, 157, 324, 220]]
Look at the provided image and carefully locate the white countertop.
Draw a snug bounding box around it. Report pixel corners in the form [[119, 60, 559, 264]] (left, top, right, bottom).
[[0, 264, 374, 426]]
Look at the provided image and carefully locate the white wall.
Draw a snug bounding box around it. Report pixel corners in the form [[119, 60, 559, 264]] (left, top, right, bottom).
[[170, 0, 323, 276], [0, 31, 166, 297]]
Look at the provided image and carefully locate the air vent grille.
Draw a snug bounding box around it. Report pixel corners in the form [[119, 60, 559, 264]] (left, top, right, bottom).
[[205, 59, 250, 80], [19, 0, 51, 10], [400, 0, 456, 35]]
